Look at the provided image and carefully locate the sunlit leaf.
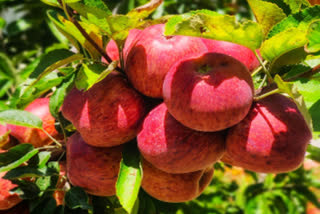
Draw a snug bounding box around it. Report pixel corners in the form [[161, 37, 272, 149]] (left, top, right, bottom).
[[0, 110, 42, 128], [274, 75, 313, 131], [116, 143, 142, 214], [248, 0, 286, 35], [305, 20, 320, 53], [164, 11, 263, 50]]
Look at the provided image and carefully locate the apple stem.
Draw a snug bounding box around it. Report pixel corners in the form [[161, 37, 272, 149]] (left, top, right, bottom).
[[251, 61, 268, 77], [258, 74, 268, 89], [42, 129, 62, 148], [254, 51, 273, 83], [254, 88, 281, 101]]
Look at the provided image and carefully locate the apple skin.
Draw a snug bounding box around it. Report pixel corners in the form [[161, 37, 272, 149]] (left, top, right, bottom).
[[163, 52, 254, 132], [222, 94, 312, 173], [62, 72, 146, 147], [0, 201, 29, 214], [125, 24, 208, 98], [201, 39, 260, 72], [138, 103, 225, 174], [67, 132, 122, 196], [0, 150, 22, 211], [141, 159, 214, 203], [103, 29, 142, 63], [7, 98, 61, 148]]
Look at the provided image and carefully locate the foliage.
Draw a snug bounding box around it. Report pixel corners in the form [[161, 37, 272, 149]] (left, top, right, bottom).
[[0, 0, 320, 213]]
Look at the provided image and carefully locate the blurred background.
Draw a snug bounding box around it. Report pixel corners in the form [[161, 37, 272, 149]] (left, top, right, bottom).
[[1, 0, 320, 213]]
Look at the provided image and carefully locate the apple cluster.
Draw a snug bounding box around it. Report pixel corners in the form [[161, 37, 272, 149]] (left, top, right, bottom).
[[0, 23, 312, 207], [61, 23, 312, 203]]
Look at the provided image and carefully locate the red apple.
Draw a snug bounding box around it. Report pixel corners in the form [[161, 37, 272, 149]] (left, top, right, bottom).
[[103, 29, 142, 63], [138, 103, 225, 173], [141, 159, 214, 203], [66, 132, 122, 196], [7, 98, 61, 148], [163, 52, 254, 132], [202, 39, 260, 72], [0, 150, 22, 211], [0, 201, 29, 214], [222, 94, 312, 173], [125, 24, 208, 98], [62, 72, 146, 147]]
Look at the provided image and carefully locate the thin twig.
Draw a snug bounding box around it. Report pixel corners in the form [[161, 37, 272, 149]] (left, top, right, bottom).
[[254, 88, 281, 101], [254, 51, 273, 83]]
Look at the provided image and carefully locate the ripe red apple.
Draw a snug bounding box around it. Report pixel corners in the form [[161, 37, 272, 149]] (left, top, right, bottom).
[[0, 201, 29, 214], [67, 132, 122, 196], [125, 24, 208, 98], [141, 159, 214, 203], [7, 98, 61, 148], [163, 52, 254, 132], [62, 72, 146, 147], [138, 103, 225, 174], [222, 94, 312, 173], [0, 149, 22, 211], [201, 39, 260, 72], [103, 29, 142, 63]]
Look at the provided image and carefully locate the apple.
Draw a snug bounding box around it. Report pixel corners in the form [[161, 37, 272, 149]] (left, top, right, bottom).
[[62, 72, 146, 147], [141, 159, 214, 203], [163, 52, 254, 132], [222, 94, 312, 173], [138, 103, 225, 174], [125, 24, 208, 98], [7, 98, 61, 148], [201, 39, 260, 72], [0, 201, 29, 214], [0, 150, 22, 211], [66, 132, 122, 196], [103, 29, 142, 63]]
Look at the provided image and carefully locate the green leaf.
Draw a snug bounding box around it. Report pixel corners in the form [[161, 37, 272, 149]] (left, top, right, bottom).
[[296, 186, 320, 208], [164, 11, 264, 50], [268, 5, 320, 39], [75, 63, 105, 91], [305, 20, 320, 53], [29, 151, 52, 168], [47, 10, 103, 60], [261, 27, 307, 63], [4, 166, 48, 179], [0, 110, 42, 128], [247, 0, 286, 35], [30, 196, 57, 214], [293, 78, 320, 138], [274, 75, 313, 131], [13, 72, 64, 109], [0, 53, 16, 81], [11, 180, 41, 199], [116, 142, 142, 214], [65, 187, 93, 210], [283, 0, 310, 13], [307, 144, 320, 162], [0, 144, 39, 173], [50, 73, 76, 118], [28, 50, 82, 86], [0, 17, 5, 29], [75, 62, 117, 91], [68, 0, 112, 19]]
